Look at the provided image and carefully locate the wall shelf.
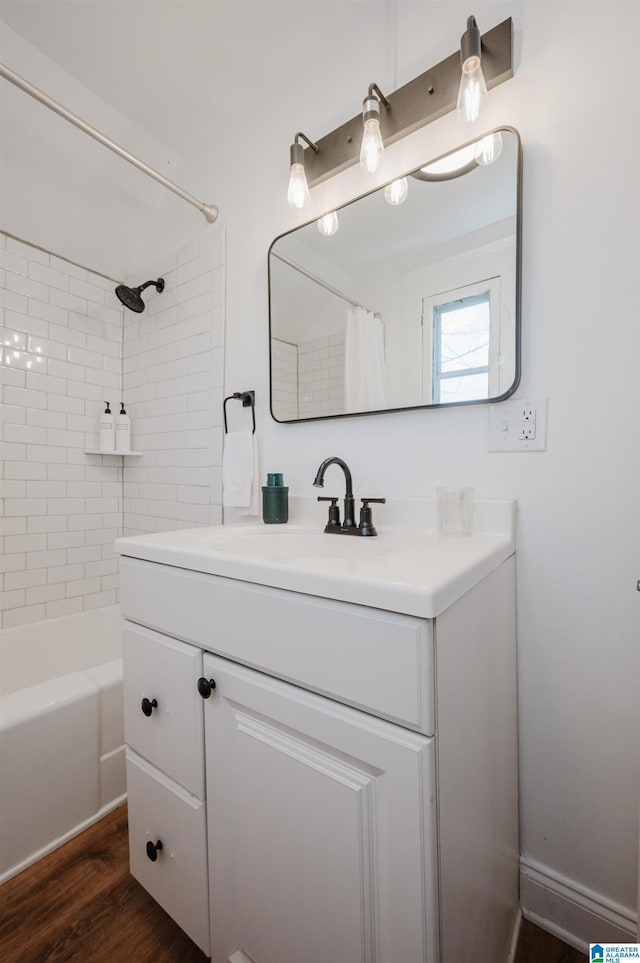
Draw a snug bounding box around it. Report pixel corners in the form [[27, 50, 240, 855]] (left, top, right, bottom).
[[84, 450, 143, 456]]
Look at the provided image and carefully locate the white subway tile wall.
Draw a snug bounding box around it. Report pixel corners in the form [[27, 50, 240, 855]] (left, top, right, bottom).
[[298, 333, 345, 419], [0, 234, 123, 629], [0, 230, 225, 629], [271, 339, 298, 420], [122, 233, 225, 536]]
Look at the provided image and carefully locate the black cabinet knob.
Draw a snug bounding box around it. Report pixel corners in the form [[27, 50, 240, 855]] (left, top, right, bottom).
[[146, 839, 163, 862], [141, 697, 158, 717], [197, 677, 216, 699]]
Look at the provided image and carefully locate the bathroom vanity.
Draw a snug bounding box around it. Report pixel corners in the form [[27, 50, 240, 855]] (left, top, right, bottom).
[[116, 498, 519, 963]]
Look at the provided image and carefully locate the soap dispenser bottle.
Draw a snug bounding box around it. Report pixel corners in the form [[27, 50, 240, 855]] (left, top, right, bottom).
[[99, 402, 115, 451], [262, 473, 289, 524], [115, 402, 131, 453]]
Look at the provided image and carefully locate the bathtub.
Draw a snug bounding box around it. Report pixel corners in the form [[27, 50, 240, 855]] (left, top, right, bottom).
[[0, 605, 125, 883]]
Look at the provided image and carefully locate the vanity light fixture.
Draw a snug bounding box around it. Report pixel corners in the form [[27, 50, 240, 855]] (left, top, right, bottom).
[[317, 211, 339, 236], [384, 177, 409, 205], [360, 84, 390, 174], [286, 16, 512, 198], [457, 16, 488, 123], [287, 132, 319, 210]]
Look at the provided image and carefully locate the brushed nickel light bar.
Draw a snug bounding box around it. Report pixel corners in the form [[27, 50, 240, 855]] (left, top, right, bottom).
[[0, 62, 218, 223], [301, 16, 513, 189]]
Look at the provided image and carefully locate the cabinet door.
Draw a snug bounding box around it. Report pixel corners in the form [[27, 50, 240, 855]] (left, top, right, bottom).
[[203, 654, 439, 963]]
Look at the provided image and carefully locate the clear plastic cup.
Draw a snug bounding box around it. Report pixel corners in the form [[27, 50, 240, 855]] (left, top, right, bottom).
[[437, 487, 474, 536]]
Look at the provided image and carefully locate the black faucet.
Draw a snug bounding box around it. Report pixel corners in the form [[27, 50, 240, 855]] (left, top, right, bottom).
[[313, 456, 385, 536]]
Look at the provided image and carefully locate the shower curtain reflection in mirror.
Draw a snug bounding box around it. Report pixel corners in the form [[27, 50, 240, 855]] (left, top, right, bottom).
[[345, 307, 389, 412]]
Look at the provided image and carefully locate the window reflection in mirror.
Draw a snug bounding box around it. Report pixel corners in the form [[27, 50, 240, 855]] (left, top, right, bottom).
[[433, 288, 491, 403], [268, 128, 521, 422]]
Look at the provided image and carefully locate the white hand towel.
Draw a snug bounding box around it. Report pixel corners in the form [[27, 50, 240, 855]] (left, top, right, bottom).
[[239, 433, 260, 517], [223, 431, 255, 508]]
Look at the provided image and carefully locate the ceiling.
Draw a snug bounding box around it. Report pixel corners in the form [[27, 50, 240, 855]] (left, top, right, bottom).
[[0, 1, 385, 277], [0, 1, 348, 160]]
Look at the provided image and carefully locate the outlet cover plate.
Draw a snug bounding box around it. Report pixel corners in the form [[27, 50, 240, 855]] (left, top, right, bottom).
[[488, 397, 548, 452]]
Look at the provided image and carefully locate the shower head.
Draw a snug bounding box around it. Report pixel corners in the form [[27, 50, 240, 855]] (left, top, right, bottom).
[[115, 277, 165, 313]]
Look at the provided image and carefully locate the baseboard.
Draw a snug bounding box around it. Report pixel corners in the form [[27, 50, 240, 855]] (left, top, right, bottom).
[[0, 793, 127, 886], [520, 856, 638, 951]]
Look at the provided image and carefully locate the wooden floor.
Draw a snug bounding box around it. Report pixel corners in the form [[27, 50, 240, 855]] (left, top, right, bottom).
[[0, 804, 587, 963], [515, 919, 587, 963], [0, 805, 207, 963]]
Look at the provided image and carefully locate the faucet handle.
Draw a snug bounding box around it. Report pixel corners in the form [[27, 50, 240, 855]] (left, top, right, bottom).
[[359, 497, 386, 537], [317, 496, 341, 529]]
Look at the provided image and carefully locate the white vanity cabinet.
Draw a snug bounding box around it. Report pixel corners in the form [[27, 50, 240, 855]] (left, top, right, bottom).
[[117, 514, 518, 963]]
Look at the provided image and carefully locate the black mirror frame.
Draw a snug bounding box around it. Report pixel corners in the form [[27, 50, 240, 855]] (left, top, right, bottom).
[[268, 126, 522, 424]]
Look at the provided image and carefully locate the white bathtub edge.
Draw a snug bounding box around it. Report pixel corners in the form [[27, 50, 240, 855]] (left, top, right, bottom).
[[0, 614, 125, 883], [0, 671, 100, 731], [0, 793, 127, 886], [0, 604, 122, 697]]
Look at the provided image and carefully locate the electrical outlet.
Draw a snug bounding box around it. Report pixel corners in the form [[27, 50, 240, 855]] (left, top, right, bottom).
[[488, 397, 548, 451], [519, 406, 536, 440]]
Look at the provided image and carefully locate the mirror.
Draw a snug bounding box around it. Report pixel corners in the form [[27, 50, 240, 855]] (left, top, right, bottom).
[[269, 127, 521, 422]]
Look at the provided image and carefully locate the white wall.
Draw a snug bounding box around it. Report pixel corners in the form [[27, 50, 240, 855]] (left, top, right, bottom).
[[180, 0, 640, 939], [122, 232, 225, 535], [0, 230, 225, 627], [0, 234, 123, 628]]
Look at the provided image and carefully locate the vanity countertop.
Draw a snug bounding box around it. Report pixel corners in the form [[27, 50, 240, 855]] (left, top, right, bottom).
[[115, 497, 516, 618]]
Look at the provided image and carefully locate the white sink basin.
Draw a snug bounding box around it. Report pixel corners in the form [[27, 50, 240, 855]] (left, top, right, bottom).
[[115, 502, 516, 618], [192, 524, 391, 559]]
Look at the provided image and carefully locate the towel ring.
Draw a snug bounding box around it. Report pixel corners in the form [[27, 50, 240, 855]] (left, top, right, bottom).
[[223, 390, 255, 435]]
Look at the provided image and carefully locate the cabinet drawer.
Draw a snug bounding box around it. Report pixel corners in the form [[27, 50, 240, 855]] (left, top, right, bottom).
[[121, 556, 434, 734], [123, 623, 205, 798], [126, 750, 209, 955]]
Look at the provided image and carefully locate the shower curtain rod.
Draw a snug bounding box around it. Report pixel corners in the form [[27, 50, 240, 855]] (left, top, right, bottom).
[[0, 63, 218, 224], [271, 251, 379, 317]]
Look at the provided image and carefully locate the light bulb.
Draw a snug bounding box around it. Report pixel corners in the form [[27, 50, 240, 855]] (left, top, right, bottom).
[[384, 177, 408, 206], [317, 211, 339, 236], [286, 134, 319, 209], [457, 17, 487, 124], [457, 57, 488, 123], [287, 162, 309, 209], [360, 95, 384, 174], [474, 131, 503, 166], [360, 118, 384, 173]]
